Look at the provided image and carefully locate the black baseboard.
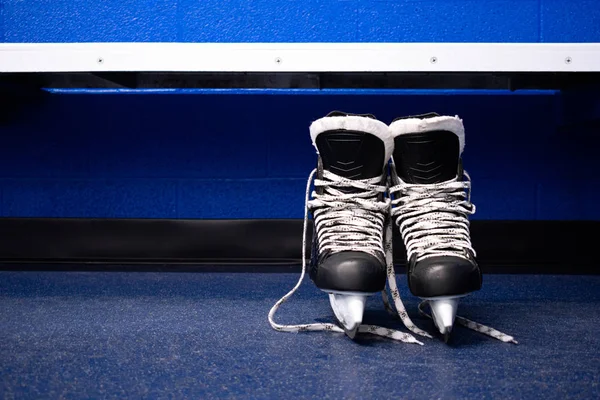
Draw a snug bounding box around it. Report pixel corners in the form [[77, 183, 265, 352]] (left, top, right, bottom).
[[0, 218, 596, 273]]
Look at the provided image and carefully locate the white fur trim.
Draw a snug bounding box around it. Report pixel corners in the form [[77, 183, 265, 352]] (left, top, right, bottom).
[[309, 115, 393, 165], [389, 115, 465, 154]]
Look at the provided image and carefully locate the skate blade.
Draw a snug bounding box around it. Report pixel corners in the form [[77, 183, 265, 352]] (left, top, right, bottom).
[[422, 295, 464, 340], [327, 293, 368, 339]]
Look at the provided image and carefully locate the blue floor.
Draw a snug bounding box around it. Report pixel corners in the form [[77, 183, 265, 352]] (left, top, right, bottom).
[[0, 271, 598, 399]]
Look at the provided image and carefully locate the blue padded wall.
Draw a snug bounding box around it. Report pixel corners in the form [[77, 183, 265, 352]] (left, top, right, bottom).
[[1, 0, 599, 43], [0, 89, 598, 220], [0, 2, 4, 42]]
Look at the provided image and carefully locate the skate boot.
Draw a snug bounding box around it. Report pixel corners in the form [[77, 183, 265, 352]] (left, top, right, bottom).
[[388, 113, 480, 342], [307, 111, 393, 338]]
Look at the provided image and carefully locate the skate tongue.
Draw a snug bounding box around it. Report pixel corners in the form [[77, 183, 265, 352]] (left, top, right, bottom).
[[392, 130, 461, 184], [309, 112, 391, 192], [389, 113, 464, 185], [313, 117, 387, 188], [309, 111, 392, 191], [317, 136, 385, 193]]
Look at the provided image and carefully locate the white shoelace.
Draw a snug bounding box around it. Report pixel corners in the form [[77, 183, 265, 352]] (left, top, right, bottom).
[[389, 170, 517, 344], [390, 171, 476, 263], [268, 169, 427, 344], [268, 168, 517, 344], [309, 170, 389, 259]]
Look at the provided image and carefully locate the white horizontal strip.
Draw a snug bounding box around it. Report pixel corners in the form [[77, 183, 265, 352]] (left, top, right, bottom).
[[1, 42, 599, 73]]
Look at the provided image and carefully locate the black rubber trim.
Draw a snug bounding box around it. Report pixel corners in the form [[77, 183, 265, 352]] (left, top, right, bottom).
[[0, 218, 597, 273], [2, 72, 600, 90]]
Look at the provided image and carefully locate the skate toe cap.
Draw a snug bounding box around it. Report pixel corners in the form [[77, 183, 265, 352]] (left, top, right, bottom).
[[408, 255, 481, 297], [315, 251, 386, 293]]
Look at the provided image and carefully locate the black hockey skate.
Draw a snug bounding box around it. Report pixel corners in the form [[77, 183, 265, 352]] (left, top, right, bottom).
[[307, 111, 393, 338], [389, 113, 481, 342]]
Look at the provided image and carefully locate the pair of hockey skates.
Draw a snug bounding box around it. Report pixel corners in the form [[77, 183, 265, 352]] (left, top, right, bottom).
[[269, 112, 516, 345]]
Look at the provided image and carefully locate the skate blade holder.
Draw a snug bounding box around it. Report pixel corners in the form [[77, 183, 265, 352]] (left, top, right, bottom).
[[327, 291, 373, 339], [422, 295, 466, 343]]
